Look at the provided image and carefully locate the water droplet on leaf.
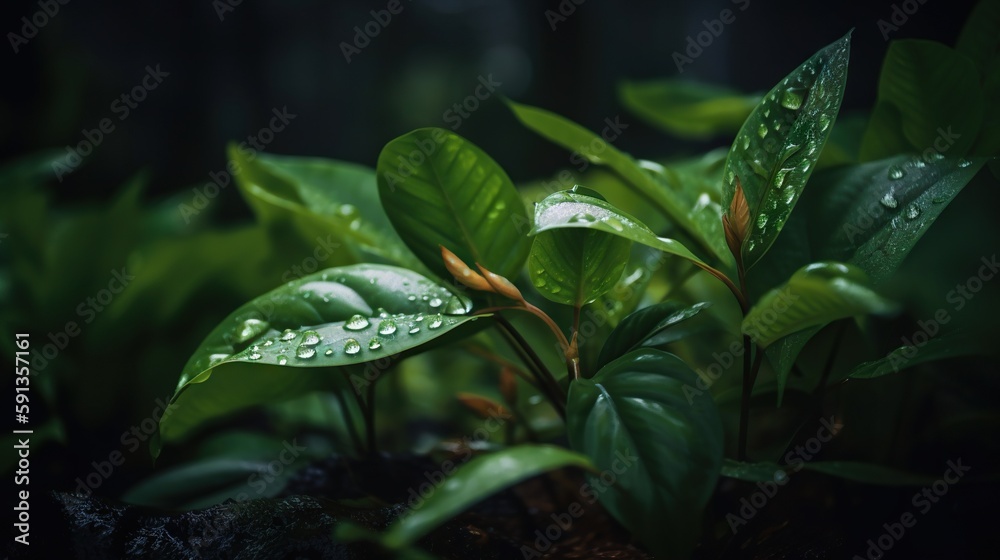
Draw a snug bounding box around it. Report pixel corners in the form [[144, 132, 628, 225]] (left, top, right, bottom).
[[368, 337, 382, 350], [296, 346, 316, 359], [880, 193, 898, 209], [378, 320, 397, 335], [344, 339, 361, 355], [345, 315, 370, 330], [300, 331, 321, 346], [281, 330, 297, 341]]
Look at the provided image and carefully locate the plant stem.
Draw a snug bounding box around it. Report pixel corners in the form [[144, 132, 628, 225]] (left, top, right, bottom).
[[737, 341, 763, 461], [332, 377, 365, 456], [493, 314, 567, 419]]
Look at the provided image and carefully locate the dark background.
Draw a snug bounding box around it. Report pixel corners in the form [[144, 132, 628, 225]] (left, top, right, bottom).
[[0, 0, 980, 212]]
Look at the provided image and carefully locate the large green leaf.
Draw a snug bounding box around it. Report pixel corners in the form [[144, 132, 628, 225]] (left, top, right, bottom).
[[567, 349, 723, 558], [507, 100, 731, 265], [156, 265, 475, 454], [376, 128, 530, 281], [808, 155, 986, 283], [377, 445, 594, 549], [742, 262, 897, 348], [618, 79, 760, 139], [596, 300, 711, 370], [531, 190, 711, 269], [232, 149, 419, 269], [860, 40, 983, 160], [722, 32, 851, 269], [528, 187, 632, 306]]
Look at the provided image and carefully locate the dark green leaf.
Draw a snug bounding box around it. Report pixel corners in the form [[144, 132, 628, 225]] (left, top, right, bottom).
[[809, 155, 986, 284], [723, 32, 851, 269], [845, 330, 987, 380], [507, 100, 731, 265], [156, 264, 475, 454], [618, 79, 760, 139], [722, 459, 936, 486], [567, 349, 723, 558], [596, 301, 711, 370], [955, 0, 1000, 78], [379, 445, 594, 549], [376, 128, 530, 281], [861, 40, 983, 160], [743, 262, 896, 348]]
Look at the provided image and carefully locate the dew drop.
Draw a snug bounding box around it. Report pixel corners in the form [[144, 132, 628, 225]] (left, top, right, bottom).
[[958, 158, 972, 168], [603, 217, 625, 231], [368, 337, 382, 350], [428, 314, 444, 329], [378, 319, 397, 335], [757, 124, 768, 138], [818, 114, 832, 132], [233, 318, 269, 344], [534, 276, 547, 288], [781, 89, 803, 110], [887, 165, 905, 180], [756, 214, 769, 229], [280, 330, 297, 341], [931, 195, 948, 204], [911, 157, 927, 169], [879, 193, 898, 209], [296, 346, 316, 359], [300, 331, 321, 346], [904, 202, 921, 220], [429, 297, 443, 308], [248, 350, 262, 361], [262, 340, 274, 347], [408, 325, 421, 334], [444, 297, 468, 315], [741, 135, 750, 150], [339, 204, 357, 217], [278, 355, 288, 365], [377, 307, 389, 318], [407, 295, 417, 302], [324, 349, 334, 356], [344, 339, 361, 355], [345, 315, 370, 331], [569, 212, 596, 223]]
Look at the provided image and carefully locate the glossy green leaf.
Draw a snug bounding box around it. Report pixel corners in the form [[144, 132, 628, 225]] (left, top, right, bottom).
[[376, 128, 530, 281], [722, 32, 851, 269], [528, 220, 631, 306], [618, 79, 760, 139], [379, 445, 594, 549], [232, 149, 420, 269], [507, 100, 731, 265], [742, 262, 897, 348], [156, 265, 475, 454], [860, 40, 983, 160], [596, 300, 711, 370], [567, 349, 723, 558], [530, 190, 711, 270], [809, 155, 986, 284], [845, 330, 986, 380]]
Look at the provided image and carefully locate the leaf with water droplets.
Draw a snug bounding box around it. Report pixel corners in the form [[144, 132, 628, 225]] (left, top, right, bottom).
[[722, 32, 852, 269], [376, 128, 530, 283], [154, 264, 478, 456], [742, 262, 897, 348]]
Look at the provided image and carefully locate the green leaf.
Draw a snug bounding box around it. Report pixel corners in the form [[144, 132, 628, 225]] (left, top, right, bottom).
[[507, 100, 731, 265], [618, 79, 761, 139], [376, 128, 530, 281], [379, 445, 594, 549], [596, 301, 711, 370], [567, 349, 723, 558], [232, 149, 420, 269], [955, 0, 1000, 79], [742, 262, 897, 348], [722, 459, 936, 486], [530, 190, 711, 270], [722, 32, 851, 269], [123, 457, 300, 509], [808, 155, 986, 284], [845, 330, 986, 380], [528, 220, 631, 307], [861, 40, 983, 160], [156, 264, 476, 454]]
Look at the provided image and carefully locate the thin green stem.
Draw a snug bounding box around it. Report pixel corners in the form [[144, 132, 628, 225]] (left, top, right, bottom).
[[493, 314, 567, 420]]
